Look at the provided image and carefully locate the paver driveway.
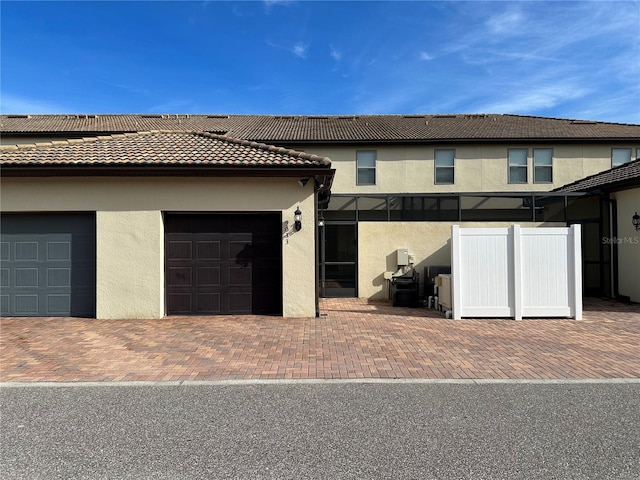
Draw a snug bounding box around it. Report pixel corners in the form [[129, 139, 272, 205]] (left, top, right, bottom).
[[1, 298, 639, 382]]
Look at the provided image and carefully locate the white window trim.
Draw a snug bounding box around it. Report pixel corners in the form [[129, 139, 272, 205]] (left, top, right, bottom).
[[434, 149, 455, 185], [356, 150, 377, 186], [508, 148, 529, 184], [611, 148, 632, 168], [533, 148, 553, 184]]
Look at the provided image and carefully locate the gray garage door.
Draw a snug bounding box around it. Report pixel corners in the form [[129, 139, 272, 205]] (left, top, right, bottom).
[[0, 214, 96, 317]]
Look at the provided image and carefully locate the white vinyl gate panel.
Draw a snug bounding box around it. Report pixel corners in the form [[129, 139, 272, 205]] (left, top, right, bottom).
[[522, 230, 572, 317], [457, 230, 513, 318], [452, 225, 582, 320]]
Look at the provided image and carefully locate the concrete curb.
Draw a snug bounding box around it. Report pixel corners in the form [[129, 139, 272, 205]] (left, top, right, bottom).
[[2, 378, 640, 388]]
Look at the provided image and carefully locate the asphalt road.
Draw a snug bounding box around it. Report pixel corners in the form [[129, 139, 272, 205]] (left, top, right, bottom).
[[1, 382, 639, 479]]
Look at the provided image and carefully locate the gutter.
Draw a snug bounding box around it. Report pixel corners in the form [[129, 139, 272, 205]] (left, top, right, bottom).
[[0, 165, 337, 179]]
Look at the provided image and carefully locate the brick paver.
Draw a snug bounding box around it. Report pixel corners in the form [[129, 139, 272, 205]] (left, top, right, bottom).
[[1, 298, 639, 382]]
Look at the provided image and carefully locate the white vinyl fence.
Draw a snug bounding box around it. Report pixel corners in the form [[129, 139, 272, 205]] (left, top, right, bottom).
[[451, 225, 582, 320]]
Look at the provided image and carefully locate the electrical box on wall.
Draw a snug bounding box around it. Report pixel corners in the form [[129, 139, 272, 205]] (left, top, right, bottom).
[[396, 248, 409, 266]]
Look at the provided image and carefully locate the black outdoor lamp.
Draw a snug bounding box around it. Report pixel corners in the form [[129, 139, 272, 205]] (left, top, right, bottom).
[[294, 207, 302, 231], [633, 211, 640, 231]]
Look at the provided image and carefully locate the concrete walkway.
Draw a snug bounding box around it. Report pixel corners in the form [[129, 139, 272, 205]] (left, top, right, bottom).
[[1, 298, 639, 382]]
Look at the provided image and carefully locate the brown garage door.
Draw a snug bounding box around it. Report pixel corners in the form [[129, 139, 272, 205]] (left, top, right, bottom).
[[165, 213, 282, 315]]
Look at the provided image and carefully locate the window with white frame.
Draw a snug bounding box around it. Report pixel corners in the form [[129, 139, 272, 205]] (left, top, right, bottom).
[[356, 150, 376, 185], [533, 148, 553, 183], [612, 148, 631, 167], [508, 149, 528, 184], [434, 149, 455, 184]]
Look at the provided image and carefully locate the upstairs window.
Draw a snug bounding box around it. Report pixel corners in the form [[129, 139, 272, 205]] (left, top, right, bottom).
[[434, 149, 455, 184], [533, 148, 553, 183], [612, 148, 631, 167], [356, 150, 376, 185], [508, 149, 528, 184]]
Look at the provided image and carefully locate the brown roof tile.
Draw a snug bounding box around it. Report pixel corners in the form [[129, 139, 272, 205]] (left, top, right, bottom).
[[2, 114, 639, 142], [0, 131, 332, 168], [555, 158, 640, 192]]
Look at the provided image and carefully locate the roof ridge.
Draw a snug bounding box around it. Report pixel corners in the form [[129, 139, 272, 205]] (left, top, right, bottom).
[[0, 131, 163, 151], [195, 131, 331, 166]]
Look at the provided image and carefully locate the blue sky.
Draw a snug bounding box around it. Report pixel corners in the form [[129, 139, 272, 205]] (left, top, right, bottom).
[[1, 1, 639, 123]]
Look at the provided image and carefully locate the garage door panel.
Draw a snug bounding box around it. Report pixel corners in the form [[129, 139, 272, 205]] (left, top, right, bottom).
[[197, 267, 220, 286], [15, 268, 39, 287], [229, 266, 252, 286], [0, 214, 96, 317], [165, 213, 282, 315], [15, 294, 39, 315], [0, 295, 8, 314], [0, 243, 9, 261], [228, 292, 252, 313], [47, 242, 71, 261], [168, 267, 192, 286], [15, 242, 39, 261], [48, 268, 71, 287], [197, 241, 220, 260], [48, 295, 71, 315], [167, 293, 192, 314], [168, 241, 192, 260], [196, 293, 220, 313]]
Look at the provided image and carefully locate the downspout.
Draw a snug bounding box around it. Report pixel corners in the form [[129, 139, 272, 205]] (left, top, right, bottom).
[[314, 187, 320, 317], [607, 197, 620, 298]]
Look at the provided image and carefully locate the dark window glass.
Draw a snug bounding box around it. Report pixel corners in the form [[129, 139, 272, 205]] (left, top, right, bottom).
[[461, 195, 532, 221], [357, 196, 388, 221], [567, 196, 600, 221], [534, 196, 566, 222], [324, 196, 356, 221], [324, 224, 356, 262], [388, 196, 459, 221]]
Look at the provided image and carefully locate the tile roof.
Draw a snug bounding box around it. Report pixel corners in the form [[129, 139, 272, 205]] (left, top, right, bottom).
[[0, 131, 332, 168], [554, 158, 640, 192], [2, 114, 639, 142]]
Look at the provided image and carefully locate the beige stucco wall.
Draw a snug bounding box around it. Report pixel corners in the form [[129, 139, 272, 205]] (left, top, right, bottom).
[[0, 176, 317, 318], [358, 221, 564, 300], [306, 144, 638, 194], [96, 211, 164, 318], [612, 188, 640, 302]]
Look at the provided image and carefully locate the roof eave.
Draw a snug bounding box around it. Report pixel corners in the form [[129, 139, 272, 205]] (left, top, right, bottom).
[[0, 164, 335, 179]]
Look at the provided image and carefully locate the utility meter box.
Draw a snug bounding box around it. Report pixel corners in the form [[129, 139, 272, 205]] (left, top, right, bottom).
[[396, 248, 409, 266]]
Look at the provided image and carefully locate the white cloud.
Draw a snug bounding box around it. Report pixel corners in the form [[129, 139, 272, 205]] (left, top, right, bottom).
[[475, 84, 590, 114], [485, 9, 524, 36], [419, 51, 433, 61], [330, 44, 342, 61], [292, 42, 308, 59]]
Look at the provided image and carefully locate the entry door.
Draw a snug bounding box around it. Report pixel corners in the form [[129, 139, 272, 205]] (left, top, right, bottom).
[[320, 223, 357, 297], [165, 213, 282, 315]]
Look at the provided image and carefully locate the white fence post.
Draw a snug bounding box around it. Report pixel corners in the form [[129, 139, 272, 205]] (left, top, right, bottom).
[[452, 225, 462, 320], [572, 224, 583, 320], [512, 225, 523, 320]]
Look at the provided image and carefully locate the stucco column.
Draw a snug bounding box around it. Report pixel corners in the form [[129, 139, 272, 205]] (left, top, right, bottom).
[[96, 210, 164, 319]]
